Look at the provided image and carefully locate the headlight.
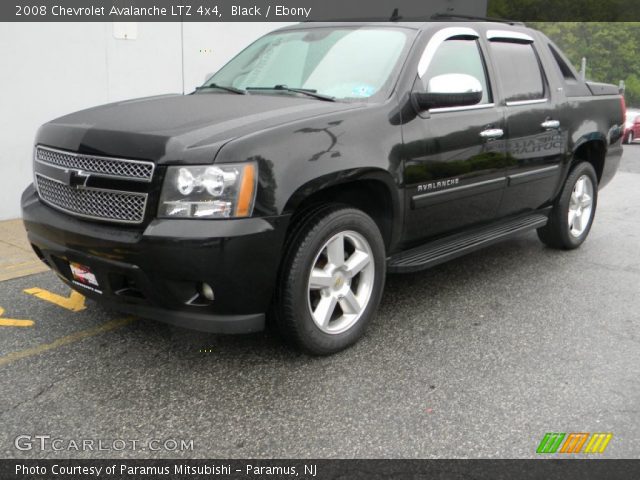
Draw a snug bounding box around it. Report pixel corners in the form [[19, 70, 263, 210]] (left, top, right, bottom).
[[159, 163, 257, 218]]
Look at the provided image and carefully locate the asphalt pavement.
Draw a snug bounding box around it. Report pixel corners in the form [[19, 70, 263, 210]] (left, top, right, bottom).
[[1, 149, 639, 459]]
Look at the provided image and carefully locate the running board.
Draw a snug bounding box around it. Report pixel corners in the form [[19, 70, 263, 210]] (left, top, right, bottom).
[[388, 212, 549, 273]]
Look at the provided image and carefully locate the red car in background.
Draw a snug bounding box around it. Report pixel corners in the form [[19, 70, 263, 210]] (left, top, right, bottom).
[[623, 108, 640, 144]]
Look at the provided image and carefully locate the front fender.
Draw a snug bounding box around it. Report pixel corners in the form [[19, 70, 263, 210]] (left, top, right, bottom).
[[282, 168, 399, 212], [213, 103, 404, 218]]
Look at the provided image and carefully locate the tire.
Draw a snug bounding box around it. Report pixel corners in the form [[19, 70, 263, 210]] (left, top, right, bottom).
[[537, 162, 598, 250], [275, 205, 386, 355]]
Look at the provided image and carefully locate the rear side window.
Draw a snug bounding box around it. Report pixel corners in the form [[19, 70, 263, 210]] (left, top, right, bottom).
[[548, 43, 577, 81], [489, 41, 545, 102]]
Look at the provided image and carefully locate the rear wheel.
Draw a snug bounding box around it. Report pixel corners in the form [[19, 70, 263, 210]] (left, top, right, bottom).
[[537, 162, 598, 249], [276, 206, 386, 355]]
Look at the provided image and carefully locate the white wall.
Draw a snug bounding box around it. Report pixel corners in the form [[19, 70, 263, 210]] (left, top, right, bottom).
[[0, 22, 292, 220]]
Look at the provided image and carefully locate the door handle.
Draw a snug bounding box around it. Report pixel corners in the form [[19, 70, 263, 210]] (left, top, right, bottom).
[[480, 128, 504, 139], [541, 119, 560, 130]]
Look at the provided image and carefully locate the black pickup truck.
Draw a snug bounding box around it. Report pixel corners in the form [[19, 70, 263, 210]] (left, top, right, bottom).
[[22, 22, 624, 354]]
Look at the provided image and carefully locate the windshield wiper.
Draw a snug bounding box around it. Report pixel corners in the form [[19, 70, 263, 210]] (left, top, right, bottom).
[[195, 83, 246, 95], [246, 85, 336, 102]]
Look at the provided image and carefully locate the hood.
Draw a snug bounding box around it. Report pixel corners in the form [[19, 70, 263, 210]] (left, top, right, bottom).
[[36, 92, 360, 164]]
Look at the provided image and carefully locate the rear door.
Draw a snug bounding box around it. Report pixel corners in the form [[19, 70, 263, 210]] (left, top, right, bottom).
[[401, 27, 508, 245], [486, 30, 567, 217]]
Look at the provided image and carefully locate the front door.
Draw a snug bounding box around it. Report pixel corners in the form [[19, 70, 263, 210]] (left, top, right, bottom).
[[402, 29, 508, 245]]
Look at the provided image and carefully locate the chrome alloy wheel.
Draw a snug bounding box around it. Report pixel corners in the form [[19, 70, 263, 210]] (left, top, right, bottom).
[[307, 230, 375, 334], [568, 174, 594, 237]]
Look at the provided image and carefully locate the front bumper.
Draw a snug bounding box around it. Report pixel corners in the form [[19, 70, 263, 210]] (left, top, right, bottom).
[[21, 185, 289, 334]]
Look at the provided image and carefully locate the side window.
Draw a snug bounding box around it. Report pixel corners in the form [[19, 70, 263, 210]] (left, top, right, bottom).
[[422, 39, 491, 105], [489, 41, 545, 102], [548, 43, 577, 81]]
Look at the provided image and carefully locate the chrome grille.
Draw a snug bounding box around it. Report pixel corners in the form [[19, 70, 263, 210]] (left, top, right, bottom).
[[36, 146, 154, 182], [36, 174, 147, 224]]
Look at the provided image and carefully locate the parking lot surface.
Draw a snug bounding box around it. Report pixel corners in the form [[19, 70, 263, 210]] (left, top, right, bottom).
[[1, 150, 639, 459]]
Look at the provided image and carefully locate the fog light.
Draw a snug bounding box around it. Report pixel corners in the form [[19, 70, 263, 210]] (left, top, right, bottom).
[[200, 282, 215, 301]]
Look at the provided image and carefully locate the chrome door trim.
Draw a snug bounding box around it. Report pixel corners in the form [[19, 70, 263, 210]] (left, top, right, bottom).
[[506, 98, 549, 107], [411, 177, 507, 209], [430, 103, 496, 114], [507, 165, 560, 186]]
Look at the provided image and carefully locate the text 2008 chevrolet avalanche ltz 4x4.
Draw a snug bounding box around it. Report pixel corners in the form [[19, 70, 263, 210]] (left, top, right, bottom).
[[22, 22, 624, 354]]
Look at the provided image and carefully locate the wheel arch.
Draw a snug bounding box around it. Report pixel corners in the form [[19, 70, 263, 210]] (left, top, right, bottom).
[[282, 168, 402, 252], [571, 136, 607, 183]]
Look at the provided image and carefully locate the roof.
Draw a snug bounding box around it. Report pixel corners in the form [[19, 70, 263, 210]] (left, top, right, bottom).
[[275, 21, 529, 33]]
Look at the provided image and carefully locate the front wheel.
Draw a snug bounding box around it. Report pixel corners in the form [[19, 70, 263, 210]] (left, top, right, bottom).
[[276, 206, 386, 355], [537, 162, 598, 249]]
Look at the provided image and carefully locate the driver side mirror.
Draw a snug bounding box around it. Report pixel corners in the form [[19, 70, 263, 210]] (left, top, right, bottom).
[[413, 73, 483, 111]]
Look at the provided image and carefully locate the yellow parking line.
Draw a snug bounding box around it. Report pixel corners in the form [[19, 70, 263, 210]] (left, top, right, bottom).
[[0, 307, 34, 327], [24, 288, 86, 312], [0, 317, 136, 368], [0, 318, 34, 327]]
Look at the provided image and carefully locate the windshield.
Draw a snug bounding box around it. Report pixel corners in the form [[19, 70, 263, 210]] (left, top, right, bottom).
[[203, 27, 414, 101]]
